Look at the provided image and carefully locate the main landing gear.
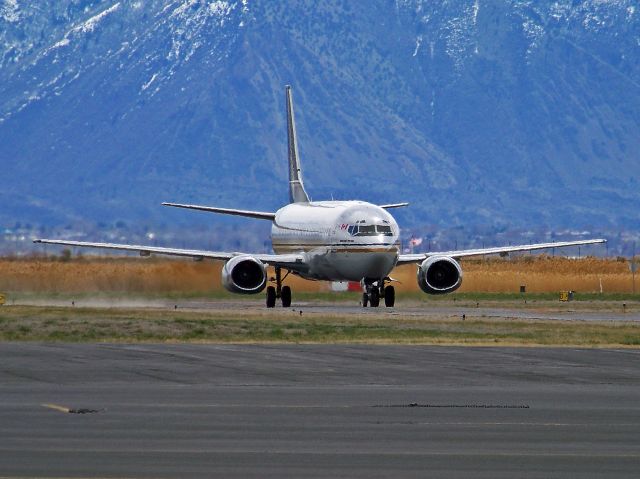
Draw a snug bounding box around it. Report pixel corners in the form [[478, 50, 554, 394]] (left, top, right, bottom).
[[266, 267, 292, 308], [362, 279, 395, 308]]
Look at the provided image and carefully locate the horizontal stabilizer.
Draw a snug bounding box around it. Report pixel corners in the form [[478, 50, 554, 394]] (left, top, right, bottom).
[[379, 202, 409, 209], [162, 202, 276, 220]]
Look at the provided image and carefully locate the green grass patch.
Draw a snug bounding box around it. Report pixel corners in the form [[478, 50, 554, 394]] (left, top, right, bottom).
[[0, 305, 638, 346]]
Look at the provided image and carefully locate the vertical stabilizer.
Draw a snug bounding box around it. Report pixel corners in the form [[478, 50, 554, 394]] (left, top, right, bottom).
[[286, 85, 310, 203]]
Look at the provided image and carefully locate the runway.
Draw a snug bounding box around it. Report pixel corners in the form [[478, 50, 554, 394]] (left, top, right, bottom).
[[1, 344, 639, 478], [13, 296, 640, 322]]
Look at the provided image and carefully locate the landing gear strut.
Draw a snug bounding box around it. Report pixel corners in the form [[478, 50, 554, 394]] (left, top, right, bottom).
[[266, 267, 292, 308], [362, 279, 395, 308]]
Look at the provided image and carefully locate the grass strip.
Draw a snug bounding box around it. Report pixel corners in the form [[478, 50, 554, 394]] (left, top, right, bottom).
[[0, 305, 638, 346]]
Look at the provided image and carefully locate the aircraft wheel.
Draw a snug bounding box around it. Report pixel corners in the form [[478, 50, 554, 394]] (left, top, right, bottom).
[[266, 286, 276, 308], [384, 285, 395, 307], [362, 293, 368, 308], [281, 286, 292, 307], [370, 288, 380, 307]]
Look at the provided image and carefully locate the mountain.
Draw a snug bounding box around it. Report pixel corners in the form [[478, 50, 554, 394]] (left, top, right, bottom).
[[1, 0, 639, 231]]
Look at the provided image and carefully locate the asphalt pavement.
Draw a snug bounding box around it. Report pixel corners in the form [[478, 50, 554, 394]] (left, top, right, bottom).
[[1, 344, 639, 478]]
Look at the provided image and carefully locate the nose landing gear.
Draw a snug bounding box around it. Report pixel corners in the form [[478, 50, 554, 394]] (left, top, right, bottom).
[[362, 279, 395, 308], [266, 267, 292, 308]]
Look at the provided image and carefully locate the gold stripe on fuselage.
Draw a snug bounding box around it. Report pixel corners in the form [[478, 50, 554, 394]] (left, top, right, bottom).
[[272, 244, 399, 254]]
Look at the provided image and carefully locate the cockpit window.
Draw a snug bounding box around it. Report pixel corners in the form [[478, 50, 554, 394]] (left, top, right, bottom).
[[376, 225, 393, 236], [356, 225, 377, 236], [348, 224, 394, 236]]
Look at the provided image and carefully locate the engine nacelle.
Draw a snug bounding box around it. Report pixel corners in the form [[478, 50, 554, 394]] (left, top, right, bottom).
[[221, 255, 267, 294], [417, 256, 463, 295]]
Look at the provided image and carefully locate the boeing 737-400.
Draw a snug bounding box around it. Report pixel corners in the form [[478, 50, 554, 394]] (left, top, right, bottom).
[[35, 86, 606, 308]]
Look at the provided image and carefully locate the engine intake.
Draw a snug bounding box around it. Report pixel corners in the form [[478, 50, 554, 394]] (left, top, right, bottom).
[[417, 256, 463, 295], [222, 255, 267, 294]]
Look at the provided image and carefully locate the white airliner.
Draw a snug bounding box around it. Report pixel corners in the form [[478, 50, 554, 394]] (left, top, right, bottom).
[[35, 86, 605, 308]]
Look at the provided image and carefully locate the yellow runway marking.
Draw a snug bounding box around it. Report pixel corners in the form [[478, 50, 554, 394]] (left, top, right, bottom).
[[41, 403, 70, 413]]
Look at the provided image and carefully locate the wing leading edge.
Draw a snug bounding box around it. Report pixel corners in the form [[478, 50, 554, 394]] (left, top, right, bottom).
[[162, 202, 276, 220], [33, 239, 304, 269], [396, 238, 607, 265]]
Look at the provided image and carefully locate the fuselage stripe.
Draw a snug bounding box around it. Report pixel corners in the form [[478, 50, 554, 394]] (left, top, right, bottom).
[[272, 245, 399, 254], [272, 243, 398, 247]]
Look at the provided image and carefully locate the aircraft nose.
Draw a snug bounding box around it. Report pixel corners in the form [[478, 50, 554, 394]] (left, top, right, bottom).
[[376, 232, 400, 254]]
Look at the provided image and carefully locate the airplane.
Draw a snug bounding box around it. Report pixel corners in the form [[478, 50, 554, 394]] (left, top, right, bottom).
[[34, 86, 606, 308]]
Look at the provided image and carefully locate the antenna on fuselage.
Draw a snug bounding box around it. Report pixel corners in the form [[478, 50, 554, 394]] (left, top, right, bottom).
[[286, 85, 310, 203]]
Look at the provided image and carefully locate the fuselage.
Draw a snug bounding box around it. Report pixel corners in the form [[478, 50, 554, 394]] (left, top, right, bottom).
[[271, 201, 400, 281]]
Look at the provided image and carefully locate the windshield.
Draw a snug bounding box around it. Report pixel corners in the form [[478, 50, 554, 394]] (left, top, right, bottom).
[[348, 224, 394, 237], [376, 225, 393, 236], [356, 225, 377, 236]]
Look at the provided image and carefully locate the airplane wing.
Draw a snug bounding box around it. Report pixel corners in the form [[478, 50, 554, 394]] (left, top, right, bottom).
[[379, 202, 409, 209], [162, 202, 276, 220], [33, 239, 304, 268], [396, 238, 607, 265]]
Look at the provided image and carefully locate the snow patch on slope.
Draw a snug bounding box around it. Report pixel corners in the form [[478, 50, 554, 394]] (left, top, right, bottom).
[[75, 2, 121, 34], [412, 35, 422, 57], [0, 0, 20, 23], [141, 73, 158, 91], [44, 3, 121, 56], [167, 0, 237, 63], [520, 13, 545, 59], [50, 38, 70, 52], [444, 4, 477, 70]]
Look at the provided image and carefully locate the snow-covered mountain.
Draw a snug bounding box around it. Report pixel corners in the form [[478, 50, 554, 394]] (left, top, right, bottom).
[[1, 0, 639, 229]]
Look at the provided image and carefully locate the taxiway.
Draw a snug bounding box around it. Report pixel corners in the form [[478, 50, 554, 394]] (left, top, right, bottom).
[[0, 344, 639, 477]]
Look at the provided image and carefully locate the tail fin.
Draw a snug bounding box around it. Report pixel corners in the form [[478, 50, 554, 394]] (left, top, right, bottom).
[[286, 85, 310, 203]]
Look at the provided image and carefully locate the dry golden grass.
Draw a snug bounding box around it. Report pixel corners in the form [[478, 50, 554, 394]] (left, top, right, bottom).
[[391, 256, 634, 294], [0, 257, 221, 293], [0, 255, 635, 294]]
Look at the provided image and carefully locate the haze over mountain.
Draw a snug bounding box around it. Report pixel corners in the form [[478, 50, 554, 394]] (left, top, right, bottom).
[[1, 0, 639, 231]]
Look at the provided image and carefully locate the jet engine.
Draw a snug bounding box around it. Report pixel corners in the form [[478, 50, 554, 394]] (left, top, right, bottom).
[[222, 255, 267, 294], [417, 256, 463, 295]]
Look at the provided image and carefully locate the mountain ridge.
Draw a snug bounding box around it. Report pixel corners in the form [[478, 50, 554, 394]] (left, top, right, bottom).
[[1, 0, 639, 230]]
